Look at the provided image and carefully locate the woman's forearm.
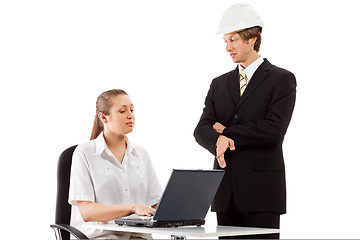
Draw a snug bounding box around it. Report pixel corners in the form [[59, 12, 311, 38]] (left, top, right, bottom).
[[77, 201, 134, 222], [77, 201, 156, 222]]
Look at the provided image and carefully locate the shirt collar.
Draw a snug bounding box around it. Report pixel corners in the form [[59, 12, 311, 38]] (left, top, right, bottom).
[[238, 56, 264, 82], [94, 132, 139, 157], [125, 136, 139, 157]]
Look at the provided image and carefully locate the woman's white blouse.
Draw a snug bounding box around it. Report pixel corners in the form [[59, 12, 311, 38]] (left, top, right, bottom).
[[68, 132, 162, 239]]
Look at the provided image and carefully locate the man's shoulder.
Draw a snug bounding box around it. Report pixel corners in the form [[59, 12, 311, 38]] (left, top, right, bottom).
[[265, 59, 295, 77], [212, 67, 238, 84]]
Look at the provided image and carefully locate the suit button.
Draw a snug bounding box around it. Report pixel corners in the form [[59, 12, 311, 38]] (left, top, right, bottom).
[[234, 114, 238, 119]]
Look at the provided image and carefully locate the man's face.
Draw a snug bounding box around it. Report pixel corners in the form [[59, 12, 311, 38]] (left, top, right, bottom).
[[223, 32, 254, 64]]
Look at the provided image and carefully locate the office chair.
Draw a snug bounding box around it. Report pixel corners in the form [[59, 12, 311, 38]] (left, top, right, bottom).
[[50, 145, 89, 240]]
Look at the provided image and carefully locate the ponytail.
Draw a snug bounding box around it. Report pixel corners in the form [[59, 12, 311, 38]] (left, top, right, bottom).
[[90, 114, 103, 140]]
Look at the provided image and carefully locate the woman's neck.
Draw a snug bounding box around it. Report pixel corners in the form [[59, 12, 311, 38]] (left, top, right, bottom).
[[103, 131, 127, 162]]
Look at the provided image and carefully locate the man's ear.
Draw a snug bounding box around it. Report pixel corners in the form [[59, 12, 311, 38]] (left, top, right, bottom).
[[98, 112, 108, 124], [249, 37, 257, 48]]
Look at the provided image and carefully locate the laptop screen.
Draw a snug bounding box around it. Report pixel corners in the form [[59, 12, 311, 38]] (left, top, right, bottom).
[[153, 169, 225, 221]]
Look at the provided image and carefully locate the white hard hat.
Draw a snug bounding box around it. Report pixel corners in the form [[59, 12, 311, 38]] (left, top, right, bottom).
[[216, 3, 264, 35]]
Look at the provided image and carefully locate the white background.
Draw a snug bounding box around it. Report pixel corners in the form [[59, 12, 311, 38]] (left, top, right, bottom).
[[1, 0, 360, 239]]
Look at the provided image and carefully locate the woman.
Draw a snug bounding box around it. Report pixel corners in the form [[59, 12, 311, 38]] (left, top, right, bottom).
[[68, 89, 162, 239]]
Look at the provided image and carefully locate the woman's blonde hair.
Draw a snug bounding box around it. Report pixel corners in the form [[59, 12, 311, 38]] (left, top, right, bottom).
[[90, 89, 128, 140]]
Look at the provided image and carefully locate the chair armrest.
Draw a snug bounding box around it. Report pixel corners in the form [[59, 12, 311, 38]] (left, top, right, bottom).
[[50, 223, 88, 239]]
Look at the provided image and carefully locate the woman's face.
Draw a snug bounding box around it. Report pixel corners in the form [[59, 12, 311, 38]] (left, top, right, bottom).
[[101, 94, 135, 136]]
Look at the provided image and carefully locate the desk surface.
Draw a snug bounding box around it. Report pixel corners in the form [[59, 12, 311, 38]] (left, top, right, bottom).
[[86, 222, 280, 238]]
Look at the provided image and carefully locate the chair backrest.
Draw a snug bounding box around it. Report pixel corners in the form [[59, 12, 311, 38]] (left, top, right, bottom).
[[55, 145, 78, 238]]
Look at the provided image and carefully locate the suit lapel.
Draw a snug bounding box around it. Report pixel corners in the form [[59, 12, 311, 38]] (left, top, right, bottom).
[[226, 66, 241, 106], [235, 58, 271, 111]]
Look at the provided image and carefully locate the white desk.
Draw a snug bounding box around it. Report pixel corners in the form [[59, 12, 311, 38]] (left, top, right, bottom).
[[87, 222, 280, 239]]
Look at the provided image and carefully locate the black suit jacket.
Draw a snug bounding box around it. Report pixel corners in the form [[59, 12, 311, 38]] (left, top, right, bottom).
[[194, 59, 296, 214]]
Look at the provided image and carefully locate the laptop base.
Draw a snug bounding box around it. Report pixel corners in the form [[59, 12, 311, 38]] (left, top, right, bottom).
[[115, 218, 205, 228]]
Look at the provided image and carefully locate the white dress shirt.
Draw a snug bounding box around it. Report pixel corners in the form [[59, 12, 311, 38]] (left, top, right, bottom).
[[238, 56, 264, 84], [68, 132, 162, 239]]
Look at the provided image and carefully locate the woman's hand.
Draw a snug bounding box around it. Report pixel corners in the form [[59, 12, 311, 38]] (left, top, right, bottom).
[[132, 204, 156, 217]]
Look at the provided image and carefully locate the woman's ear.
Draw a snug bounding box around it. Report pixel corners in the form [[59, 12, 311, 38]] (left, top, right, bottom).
[[98, 112, 108, 124]]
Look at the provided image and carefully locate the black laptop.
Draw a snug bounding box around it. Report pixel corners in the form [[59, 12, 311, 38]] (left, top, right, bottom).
[[114, 169, 225, 228]]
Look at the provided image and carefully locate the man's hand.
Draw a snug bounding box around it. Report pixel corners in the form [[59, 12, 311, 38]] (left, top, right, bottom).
[[213, 122, 226, 134], [216, 135, 235, 168]]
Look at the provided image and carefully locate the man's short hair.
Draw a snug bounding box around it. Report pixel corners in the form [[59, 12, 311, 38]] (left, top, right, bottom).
[[236, 26, 262, 52]]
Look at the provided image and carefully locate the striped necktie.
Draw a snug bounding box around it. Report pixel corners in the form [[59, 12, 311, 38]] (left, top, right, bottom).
[[239, 69, 247, 96]]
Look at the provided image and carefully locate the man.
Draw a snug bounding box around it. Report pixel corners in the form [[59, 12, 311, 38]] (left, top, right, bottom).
[[194, 4, 296, 239]]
